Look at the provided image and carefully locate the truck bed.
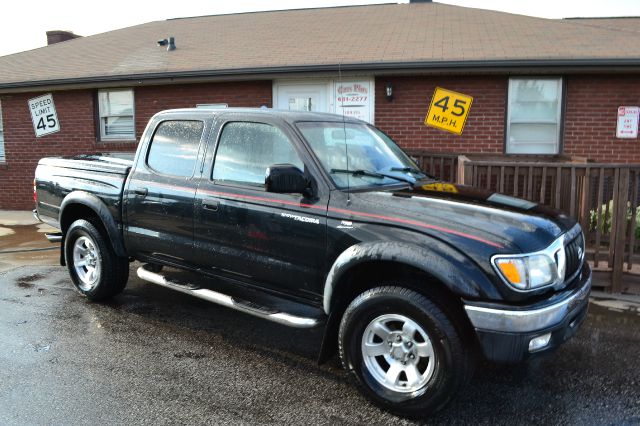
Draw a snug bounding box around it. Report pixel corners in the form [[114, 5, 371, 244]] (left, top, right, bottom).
[[34, 154, 134, 229]]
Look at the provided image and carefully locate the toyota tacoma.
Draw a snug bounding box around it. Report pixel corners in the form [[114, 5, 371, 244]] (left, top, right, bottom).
[[34, 108, 591, 418]]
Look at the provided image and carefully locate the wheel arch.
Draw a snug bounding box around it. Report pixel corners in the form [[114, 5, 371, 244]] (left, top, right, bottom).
[[59, 191, 127, 259], [323, 241, 498, 316], [317, 240, 493, 364]]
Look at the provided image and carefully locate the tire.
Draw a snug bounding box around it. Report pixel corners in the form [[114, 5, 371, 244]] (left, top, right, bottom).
[[65, 218, 129, 301], [338, 286, 469, 418]]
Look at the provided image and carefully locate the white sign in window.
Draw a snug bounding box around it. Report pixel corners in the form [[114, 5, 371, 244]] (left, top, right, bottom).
[[334, 80, 373, 124], [28, 94, 60, 138], [98, 89, 135, 140], [616, 106, 639, 139], [506, 78, 562, 154]]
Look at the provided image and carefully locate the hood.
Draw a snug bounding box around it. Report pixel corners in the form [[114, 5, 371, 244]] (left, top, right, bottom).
[[348, 181, 576, 254]]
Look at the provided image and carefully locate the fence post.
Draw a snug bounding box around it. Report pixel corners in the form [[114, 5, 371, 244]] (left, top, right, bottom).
[[612, 168, 630, 293], [457, 155, 470, 185]]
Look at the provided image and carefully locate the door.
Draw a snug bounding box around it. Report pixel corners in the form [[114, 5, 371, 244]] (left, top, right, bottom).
[[193, 115, 329, 297], [274, 81, 330, 113], [124, 118, 207, 266]]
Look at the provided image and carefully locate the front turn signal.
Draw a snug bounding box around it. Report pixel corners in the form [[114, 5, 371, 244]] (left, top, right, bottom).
[[494, 258, 527, 290]]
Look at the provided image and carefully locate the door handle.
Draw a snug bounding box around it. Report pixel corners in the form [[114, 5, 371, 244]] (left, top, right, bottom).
[[202, 198, 219, 211], [134, 187, 148, 197]]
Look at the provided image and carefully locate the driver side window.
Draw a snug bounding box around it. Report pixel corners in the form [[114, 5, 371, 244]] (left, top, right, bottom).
[[212, 121, 304, 187]]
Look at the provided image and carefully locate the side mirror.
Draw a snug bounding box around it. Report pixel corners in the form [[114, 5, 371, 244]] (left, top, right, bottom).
[[265, 164, 309, 194]]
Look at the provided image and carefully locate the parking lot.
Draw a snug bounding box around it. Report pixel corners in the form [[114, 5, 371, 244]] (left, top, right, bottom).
[[1, 243, 640, 425]]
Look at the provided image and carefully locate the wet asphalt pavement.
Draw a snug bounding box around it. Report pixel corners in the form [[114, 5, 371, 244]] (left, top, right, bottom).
[[1, 265, 640, 425]]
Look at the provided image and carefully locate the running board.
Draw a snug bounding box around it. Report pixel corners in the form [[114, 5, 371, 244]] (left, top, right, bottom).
[[136, 266, 322, 328], [45, 232, 63, 243]]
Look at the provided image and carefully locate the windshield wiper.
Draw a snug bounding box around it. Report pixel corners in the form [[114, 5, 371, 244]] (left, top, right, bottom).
[[330, 168, 414, 186], [389, 167, 437, 180]]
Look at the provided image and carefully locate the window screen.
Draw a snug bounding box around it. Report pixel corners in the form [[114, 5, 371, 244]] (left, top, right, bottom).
[[147, 120, 204, 178], [212, 122, 304, 186], [506, 78, 562, 154], [98, 89, 135, 140]]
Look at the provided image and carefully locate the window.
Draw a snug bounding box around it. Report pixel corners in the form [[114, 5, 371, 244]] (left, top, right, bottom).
[[212, 122, 304, 187], [146, 120, 204, 177], [98, 89, 135, 140], [0, 100, 4, 162], [297, 121, 423, 189], [506, 78, 563, 154]]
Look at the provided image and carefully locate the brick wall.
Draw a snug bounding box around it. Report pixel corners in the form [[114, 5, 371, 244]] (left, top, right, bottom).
[[1, 75, 638, 210], [134, 81, 272, 138], [376, 74, 640, 163], [563, 75, 640, 162], [375, 75, 507, 154], [0, 81, 272, 209]]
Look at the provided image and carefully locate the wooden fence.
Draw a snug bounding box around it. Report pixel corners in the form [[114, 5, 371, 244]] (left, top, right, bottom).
[[406, 151, 640, 294], [407, 152, 459, 182]]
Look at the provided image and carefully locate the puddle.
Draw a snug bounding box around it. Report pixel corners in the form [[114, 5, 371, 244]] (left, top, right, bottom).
[[590, 298, 640, 315], [16, 273, 45, 288], [0, 225, 52, 250]]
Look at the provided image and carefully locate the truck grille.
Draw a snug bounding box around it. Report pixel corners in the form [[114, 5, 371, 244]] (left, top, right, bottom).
[[564, 232, 585, 279]]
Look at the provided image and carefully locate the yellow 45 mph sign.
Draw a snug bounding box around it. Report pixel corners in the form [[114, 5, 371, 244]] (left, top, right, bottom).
[[424, 87, 473, 135]]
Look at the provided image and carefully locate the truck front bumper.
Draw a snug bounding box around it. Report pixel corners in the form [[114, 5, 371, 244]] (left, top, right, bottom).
[[463, 265, 591, 363]]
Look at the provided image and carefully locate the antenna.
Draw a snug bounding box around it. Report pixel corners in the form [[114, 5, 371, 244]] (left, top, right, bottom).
[[338, 63, 351, 204]]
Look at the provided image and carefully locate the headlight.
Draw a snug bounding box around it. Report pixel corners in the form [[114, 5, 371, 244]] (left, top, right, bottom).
[[494, 254, 559, 291]]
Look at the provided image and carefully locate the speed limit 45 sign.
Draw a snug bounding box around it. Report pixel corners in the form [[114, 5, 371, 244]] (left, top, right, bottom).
[[424, 87, 473, 135], [28, 94, 60, 137]]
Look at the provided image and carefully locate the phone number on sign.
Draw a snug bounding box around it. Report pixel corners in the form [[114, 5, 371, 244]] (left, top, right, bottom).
[[337, 96, 368, 102]]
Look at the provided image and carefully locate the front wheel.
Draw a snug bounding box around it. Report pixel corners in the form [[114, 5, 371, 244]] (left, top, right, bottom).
[[65, 219, 129, 301], [338, 286, 470, 418]]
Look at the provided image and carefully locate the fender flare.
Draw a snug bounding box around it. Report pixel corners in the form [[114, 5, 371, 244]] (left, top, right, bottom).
[[322, 240, 499, 315], [59, 191, 128, 258]]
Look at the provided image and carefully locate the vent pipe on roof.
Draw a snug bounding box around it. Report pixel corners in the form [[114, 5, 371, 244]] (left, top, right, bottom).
[[46, 30, 81, 45], [157, 36, 176, 51]]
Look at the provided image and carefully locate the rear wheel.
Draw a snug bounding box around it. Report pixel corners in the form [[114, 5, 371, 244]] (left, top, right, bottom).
[[65, 219, 129, 301], [338, 285, 470, 418]]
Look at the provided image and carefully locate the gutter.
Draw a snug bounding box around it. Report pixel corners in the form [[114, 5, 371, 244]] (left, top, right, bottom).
[[1, 58, 640, 93]]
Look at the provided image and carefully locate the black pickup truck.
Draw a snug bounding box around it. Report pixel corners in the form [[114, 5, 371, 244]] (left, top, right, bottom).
[[34, 108, 591, 418]]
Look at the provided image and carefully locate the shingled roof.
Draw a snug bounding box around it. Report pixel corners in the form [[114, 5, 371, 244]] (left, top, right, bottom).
[[1, 2, 639, 90], [565, 16, 640, 33]]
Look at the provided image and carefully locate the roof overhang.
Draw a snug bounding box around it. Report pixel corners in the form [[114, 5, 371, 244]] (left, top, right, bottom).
[[1, 58, 639, 94]]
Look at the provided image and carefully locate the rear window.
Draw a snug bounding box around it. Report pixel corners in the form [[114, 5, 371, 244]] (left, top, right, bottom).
[[146, 120, 204, 178]]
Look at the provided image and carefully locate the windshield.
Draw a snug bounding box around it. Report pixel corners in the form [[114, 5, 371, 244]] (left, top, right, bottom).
[[296, 121, 426, 189]]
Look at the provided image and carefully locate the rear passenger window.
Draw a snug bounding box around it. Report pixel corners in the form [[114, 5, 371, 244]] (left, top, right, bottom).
[[147, 120, 204, 177], [212, 122, 304, 187]]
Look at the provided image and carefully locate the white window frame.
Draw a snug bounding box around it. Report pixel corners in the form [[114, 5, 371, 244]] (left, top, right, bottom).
[[98, 88, 135, 141], [0, 100, 5, 162], [506, 77, 563, 155]]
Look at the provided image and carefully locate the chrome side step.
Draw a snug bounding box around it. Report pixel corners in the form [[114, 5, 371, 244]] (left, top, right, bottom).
[[136, 266, 322, 328], [45, 232, 63, 243]]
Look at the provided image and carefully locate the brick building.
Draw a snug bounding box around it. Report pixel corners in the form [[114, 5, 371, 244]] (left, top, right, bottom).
[[0, 2, 639, 209]]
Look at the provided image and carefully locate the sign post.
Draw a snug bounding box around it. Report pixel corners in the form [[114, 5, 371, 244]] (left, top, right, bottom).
[[424, 87, 473, 135], [28, 94, 60, 137], [616, 106, 639, 139]]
